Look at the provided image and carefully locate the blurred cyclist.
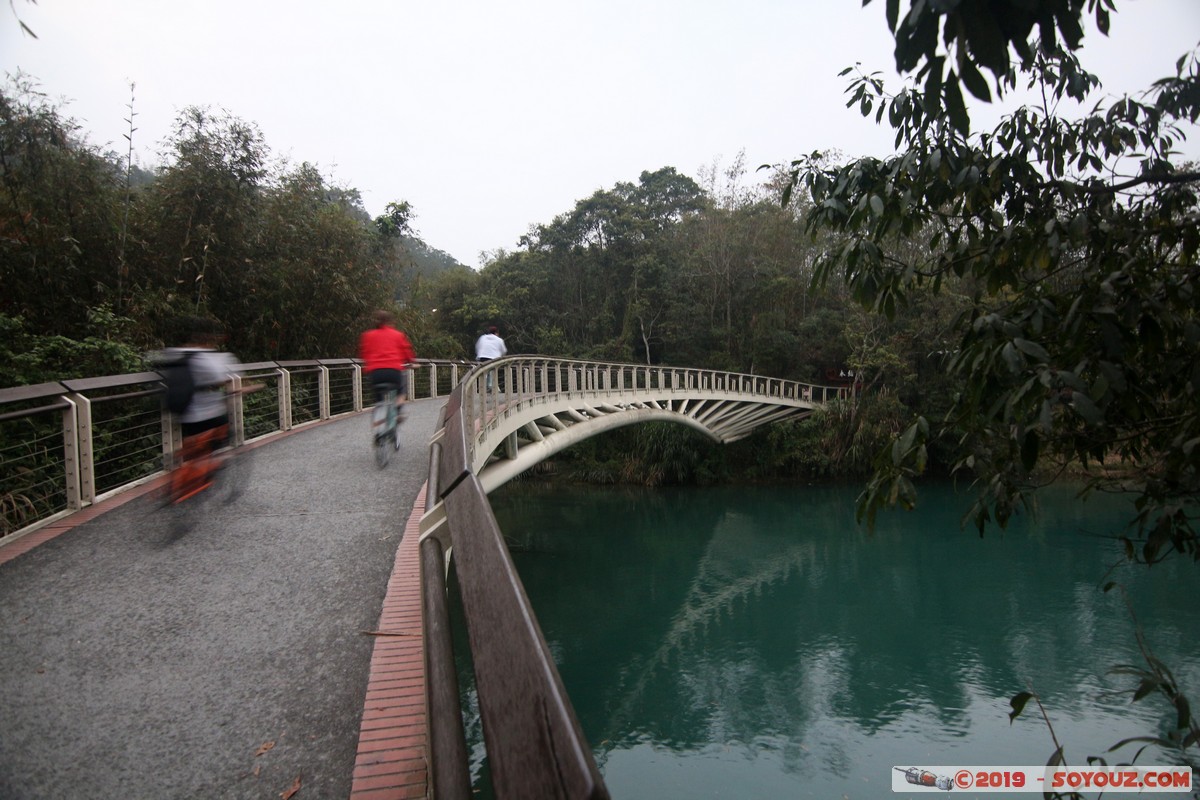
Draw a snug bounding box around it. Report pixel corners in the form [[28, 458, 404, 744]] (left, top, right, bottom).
[[168, 316, 238, 502], [358, 309, 415, 413]]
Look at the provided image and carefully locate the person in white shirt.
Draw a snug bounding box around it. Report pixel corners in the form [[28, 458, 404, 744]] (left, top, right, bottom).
[[164, 316, 240, 502], [177, 317, 239, 440], [474, 326, 507, 361], [475, 326, 507, 391]]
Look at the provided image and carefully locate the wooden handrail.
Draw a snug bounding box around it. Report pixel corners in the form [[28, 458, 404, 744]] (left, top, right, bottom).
[[432, 472, 610, 799]]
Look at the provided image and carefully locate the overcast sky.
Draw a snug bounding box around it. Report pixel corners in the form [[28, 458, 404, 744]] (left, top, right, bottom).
[[4, 1, 1198, 267]]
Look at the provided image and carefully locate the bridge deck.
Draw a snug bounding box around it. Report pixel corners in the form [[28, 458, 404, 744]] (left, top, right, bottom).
[[0, 402, 437, 800]]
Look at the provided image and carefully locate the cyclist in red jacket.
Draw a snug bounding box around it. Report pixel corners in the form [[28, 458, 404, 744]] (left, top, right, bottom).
[[359, 310, 415, 414]]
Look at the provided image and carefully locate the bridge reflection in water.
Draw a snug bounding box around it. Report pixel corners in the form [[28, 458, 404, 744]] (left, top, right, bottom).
[[487, 483, 1200, 799]]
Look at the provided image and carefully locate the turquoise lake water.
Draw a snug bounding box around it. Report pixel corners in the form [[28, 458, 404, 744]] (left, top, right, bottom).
[[453, 481, 1199, 799]]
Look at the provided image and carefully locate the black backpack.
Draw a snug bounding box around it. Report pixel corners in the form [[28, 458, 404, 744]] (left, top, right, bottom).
[[159, 351, 196, 414]]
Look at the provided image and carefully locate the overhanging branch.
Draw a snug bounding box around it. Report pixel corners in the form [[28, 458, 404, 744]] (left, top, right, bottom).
[[1064, 171, 1200, 195]]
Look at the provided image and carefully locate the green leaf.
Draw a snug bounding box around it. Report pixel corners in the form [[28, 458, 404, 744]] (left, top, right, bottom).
[[958, 56, 992, 102], [1107, 735, 1174, 752], [1009, 691, 1034, 724], [1002, 342, 1022, 373], [958, 2, 1010, 76], [923, 56, 945, 116], [1020, 429, 1039, 471], [1012, 338, 1048, 361], [1056, 8, 1085, 50], [1174, 695, 1190, 731], [1070, 392, 1103, 424], [1133, 677, 1160, 702], [944, 74, 970, 135]]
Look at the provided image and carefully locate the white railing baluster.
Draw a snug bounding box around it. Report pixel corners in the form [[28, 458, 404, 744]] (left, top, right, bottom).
[[61, 395, 82, 511], [66, 393, 95, 506], [278, 368, 292, 430], [318, 365, 331, 420]]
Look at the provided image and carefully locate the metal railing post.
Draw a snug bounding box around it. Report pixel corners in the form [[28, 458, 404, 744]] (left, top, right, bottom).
[[66, 393, 95, 507], [61, 395, 83, 512], [229, 373, 246, 447], [318, 365, 330, 420], [278, 367, 293, 431], [161, 404, 178, 471]]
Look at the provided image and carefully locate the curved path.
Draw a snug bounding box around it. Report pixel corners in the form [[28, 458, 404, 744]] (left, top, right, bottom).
[[0, 399, 441, 800]]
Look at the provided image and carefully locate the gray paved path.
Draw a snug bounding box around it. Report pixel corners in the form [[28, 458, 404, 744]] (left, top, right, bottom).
[[0, 398, 442, 800]]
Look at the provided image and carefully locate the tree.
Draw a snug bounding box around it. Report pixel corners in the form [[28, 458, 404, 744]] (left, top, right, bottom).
[[133, 106, 267, 318], [494, 167, 705, 359], [0, 77, 131, 344], [866, 0, 1116, 135], [243, 162, 387, 358], [374, 200, 415, 240], [780, 3, 1199, 562]]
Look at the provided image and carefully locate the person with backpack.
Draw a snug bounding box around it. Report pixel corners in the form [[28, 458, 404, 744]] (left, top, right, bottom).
[[161, 316, 242, 502]]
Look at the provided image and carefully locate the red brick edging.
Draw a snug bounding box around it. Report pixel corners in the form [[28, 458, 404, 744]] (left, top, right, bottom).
[[350, 484, 430, 799], [0, 477, 165, 566]]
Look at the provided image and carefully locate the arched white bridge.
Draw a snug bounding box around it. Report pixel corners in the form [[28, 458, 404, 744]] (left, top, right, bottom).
[[442, 356, 849, 495], [416, 356, 851, 797]]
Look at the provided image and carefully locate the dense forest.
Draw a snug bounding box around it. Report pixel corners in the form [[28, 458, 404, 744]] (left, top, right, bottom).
[[1, 74, 940, 485], [0, 76, 448, 379]]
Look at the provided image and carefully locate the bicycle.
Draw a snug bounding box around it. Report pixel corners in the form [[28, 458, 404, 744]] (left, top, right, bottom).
[[168, 423, 229, 504], [371, 386, 403, 468], [165, 383, 261, 508]]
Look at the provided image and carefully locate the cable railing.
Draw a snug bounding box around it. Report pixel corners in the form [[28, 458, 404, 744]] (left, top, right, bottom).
[[0, 358, 470, 540], [417, 356, 846, 799]]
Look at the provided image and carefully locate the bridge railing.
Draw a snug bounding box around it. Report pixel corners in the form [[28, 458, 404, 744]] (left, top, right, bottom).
[[0, 358, 469, 540], [419, 356, 847, 799], [459, 356, 846, 472]]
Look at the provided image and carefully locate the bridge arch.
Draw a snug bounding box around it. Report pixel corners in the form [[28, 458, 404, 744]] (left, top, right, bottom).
[[454, 356, 846, 494]]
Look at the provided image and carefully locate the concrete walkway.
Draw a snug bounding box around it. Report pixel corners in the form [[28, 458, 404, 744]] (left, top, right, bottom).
[[0, 398, 441, 800]]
